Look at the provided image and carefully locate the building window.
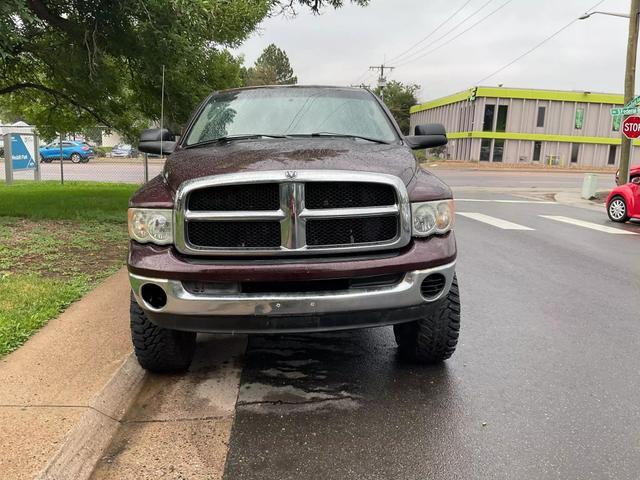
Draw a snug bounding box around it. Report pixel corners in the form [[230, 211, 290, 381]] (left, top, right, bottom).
[[571, 143, 580, 163], [483, 105, 495, 131], [493, 139, 504, 162], [608, 145, 617, 165], [533, 141, 542, 161], [536, 107, 546, 128], [574, 108, 584, 130], [613, 116, 621, 132], [496, 105, 508, 132], [480, 139, 491, 161]]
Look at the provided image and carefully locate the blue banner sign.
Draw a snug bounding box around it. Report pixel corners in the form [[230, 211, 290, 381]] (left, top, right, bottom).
[[11, 133, 36, 170]]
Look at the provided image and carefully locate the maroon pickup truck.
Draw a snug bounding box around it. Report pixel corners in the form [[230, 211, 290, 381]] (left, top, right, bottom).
[[129, 86, 460, 372]]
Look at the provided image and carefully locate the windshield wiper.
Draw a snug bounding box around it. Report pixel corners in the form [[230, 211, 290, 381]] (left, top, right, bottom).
[[287, 132, 391, 145], [185, 134, 287, 149]]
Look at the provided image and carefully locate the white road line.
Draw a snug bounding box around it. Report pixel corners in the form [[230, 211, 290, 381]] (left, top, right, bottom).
[[456, 199, 556, 204], [457, 212, 535, 230], [539, 215, 637, 235]]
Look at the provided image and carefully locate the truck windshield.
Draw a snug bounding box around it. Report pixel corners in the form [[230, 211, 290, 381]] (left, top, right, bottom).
[[185, 87, 399, 146]]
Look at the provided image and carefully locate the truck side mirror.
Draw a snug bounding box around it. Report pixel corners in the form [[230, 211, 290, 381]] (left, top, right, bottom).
[[404, 123, 448, 150], [138, 128, 177, 155]]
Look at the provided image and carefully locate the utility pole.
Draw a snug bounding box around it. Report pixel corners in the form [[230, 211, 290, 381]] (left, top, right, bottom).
[[620, 0, 639, 185], [369, 64, 394, 100]]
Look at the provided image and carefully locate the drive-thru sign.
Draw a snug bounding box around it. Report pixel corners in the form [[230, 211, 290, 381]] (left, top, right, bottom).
[[622, 115, 640, 139]]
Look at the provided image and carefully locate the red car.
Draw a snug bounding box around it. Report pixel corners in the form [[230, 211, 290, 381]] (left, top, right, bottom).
[[607, 176, 640, 222], [615, 164, 640, 185]]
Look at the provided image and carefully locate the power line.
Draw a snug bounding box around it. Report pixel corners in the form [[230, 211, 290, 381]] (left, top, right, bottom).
[[389, 0, 499, 68], [393, 0, 515, 68], [386, 0, 474, 65], [476, 0, 607, 84], [352, 68, 371, 84]]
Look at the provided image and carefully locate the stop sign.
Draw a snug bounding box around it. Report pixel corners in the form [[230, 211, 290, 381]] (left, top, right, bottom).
[[622, 115, 640, 139]]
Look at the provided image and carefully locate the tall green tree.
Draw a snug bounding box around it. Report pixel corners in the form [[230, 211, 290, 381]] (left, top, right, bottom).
[[0, 0, 367, 139], [245, 44, 297, 86], [374, 81, 419, 135]]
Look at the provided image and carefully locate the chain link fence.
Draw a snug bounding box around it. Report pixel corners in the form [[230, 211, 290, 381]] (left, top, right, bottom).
[[0, 125, 165, 185], [1, 155, 164, 185]]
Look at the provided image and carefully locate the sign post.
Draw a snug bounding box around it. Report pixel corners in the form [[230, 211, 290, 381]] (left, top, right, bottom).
[[3, 133, 12, 185]]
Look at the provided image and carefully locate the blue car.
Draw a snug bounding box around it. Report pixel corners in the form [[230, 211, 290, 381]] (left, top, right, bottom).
[[40, 140, 95, 163]]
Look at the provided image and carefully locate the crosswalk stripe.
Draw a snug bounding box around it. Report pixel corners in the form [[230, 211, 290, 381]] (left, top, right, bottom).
[[457, 212, 534, 230], [456, 199, 556, 204], [539, 215, 637, 235]]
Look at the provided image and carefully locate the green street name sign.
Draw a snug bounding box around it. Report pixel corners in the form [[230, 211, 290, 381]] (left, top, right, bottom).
[[611, 107, 640, 116], [611, 95, 640, 116]]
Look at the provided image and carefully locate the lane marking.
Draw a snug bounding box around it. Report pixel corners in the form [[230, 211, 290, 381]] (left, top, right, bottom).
[[457, 212, 534, 230], [456, 199, 556, 204], [539, 215, 638, 235]]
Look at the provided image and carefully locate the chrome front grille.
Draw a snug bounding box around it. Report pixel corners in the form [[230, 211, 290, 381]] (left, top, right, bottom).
[[174, 170, 411, 256]]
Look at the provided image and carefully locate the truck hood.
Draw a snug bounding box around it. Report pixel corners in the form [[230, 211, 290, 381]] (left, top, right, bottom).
[[163, 138, 418, 192]]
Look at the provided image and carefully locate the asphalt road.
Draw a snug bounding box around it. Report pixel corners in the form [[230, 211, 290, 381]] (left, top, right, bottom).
[[223, 192, 640, 480], [431, 168, 617, 191], [1, 162, 617, 192]]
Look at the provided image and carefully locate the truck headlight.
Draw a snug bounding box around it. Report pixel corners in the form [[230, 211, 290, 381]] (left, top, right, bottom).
[[411, 200, 454, 237], [128, 208, 173, 245]]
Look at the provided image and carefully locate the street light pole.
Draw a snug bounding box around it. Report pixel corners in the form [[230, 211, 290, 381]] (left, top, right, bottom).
[[580, 4, 639, 184], [621, 0, 639, 185]]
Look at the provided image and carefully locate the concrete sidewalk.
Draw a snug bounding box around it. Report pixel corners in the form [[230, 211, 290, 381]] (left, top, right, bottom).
[[0, 269, 140, 479], [554, 191, 608, 212]]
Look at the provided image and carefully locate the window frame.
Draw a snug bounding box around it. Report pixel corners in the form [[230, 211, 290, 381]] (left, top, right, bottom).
[[496, 105, 508, 132], [571, 143, 580, 163], [493, 139, 505, 162], [574, 108, 584, 130], [607, 145, 617, 166], [532, 141, 542, 162], [482, 105, 495, 132], [479, 138, 491, 161], [536, 106, 546, 128]]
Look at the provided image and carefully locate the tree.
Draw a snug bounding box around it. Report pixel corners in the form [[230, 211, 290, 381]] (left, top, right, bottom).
[[374, 81, 419, 135], [0, 0, 367, 140], [245, 44, 297, 86]]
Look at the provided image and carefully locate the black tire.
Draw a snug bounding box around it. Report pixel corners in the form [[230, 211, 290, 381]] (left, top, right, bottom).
[[41, 156, 52, 163], [607, 195, 629, 223], [70, 152, 82, 163], [394, 274, 461, 363], [130, 294, 197, 373]]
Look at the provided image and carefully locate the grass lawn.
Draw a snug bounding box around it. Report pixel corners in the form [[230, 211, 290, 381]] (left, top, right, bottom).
[[0, 181, 138, 357]]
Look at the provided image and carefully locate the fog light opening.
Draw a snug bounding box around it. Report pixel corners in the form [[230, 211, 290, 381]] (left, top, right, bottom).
[[420, 274, 446, 299], [140, 283, 167, 310]]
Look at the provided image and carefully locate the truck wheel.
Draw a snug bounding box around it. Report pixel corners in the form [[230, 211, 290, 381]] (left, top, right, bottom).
[[130, 294, 196, 373], [607, 196, 629, 223], [394, 274, 461, 363]]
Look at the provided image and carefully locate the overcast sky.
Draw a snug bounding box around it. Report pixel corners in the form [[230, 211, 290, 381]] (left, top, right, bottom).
[[235, 0, 635, 103]]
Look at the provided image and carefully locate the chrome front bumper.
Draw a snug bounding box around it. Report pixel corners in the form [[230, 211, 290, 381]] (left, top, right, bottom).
[[129, 261, 456, 318]]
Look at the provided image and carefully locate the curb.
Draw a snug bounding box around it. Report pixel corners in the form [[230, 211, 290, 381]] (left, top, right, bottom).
[[554, 191, 607, 212], [36, 354, 147, 480]]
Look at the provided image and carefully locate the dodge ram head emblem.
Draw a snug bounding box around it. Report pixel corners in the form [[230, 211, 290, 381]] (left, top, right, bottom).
[[285, 170, 298, 179]]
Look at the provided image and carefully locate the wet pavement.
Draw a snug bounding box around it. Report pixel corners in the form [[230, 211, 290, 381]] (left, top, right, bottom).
[[223, 195, 640, 480]]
